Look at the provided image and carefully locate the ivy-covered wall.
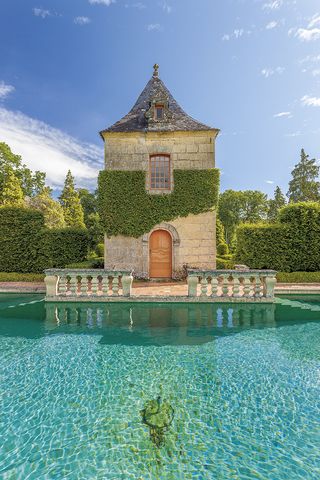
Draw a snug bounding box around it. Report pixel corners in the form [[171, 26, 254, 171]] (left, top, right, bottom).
[[98, 169, 220, 238], [236, 202, 320, 272]]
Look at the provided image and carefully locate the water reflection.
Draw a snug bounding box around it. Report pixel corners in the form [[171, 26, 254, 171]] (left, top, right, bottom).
[[44, 303, 277, 346]]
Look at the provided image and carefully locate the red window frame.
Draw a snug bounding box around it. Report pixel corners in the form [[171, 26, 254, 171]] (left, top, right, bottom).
[[149, 154, 171, 190]]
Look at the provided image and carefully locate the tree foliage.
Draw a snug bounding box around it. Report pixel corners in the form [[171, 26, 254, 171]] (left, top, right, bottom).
[[0, 166, 24, 206], [267, 186, 286, 222], [59, 170, 85, 228], [0, 142, 46, 197], [29, 187, 66, 229], [218, 189, 268, 243], [287, 149, 320, 202]]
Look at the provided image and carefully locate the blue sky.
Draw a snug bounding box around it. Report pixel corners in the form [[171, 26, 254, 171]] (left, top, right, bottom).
[[0, 0, 319, 195]]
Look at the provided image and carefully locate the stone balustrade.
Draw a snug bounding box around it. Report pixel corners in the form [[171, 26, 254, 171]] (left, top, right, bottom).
[[187, 269, 277, 302], [44, 269, 133, 301]]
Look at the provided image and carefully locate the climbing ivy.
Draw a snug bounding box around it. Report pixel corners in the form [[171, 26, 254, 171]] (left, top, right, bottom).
[[98, 169, 219, 238]]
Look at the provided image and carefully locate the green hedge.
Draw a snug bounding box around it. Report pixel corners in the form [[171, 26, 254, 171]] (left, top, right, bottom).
[[98, 169, 219, 238], [236, 202, 320, 272], [216, 256, 235, 269], [47, 228, 89, 268], [0, 272, 45, 282], [0, 207, 50, 273], [0, 207, 89, 273]]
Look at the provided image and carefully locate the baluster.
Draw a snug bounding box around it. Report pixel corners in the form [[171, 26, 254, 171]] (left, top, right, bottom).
[[254, 276, 262, 298], [243, 276, 251, 298], [200, 275, 208, 297], [58, 276, 67, 295], [222, 275, 229, 297], [232, 307, 240, 327], [265, 275, 277, 299], [69, 275, 77, 295], [102, 275, 110, 296], [211, 277, 219, 297], [112, 275, 119, 296], [232, 276, 241, 298], [91, 274, 99, 296], [80, 275, 88, 296]]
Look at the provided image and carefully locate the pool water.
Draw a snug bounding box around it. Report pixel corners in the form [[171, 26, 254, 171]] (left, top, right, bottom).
[[0, 294, 320, 479]]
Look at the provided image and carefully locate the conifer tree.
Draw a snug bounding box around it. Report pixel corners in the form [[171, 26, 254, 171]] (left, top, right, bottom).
[[267, 186, 286, 222], [0, 166, 24, 206], [59, 170, 85, 228], [287, 149, 320, 202]]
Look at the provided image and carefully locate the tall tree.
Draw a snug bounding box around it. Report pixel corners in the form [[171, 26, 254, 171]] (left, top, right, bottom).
[[287, 148, 320, 202], [0, 142, 46, 197], [219, 189, 268, 243], [78, 188, 98, 222], [0, 166, 24, 206], [268, 186, 286, 222], [29, 187, 66, 229], [59, 170, 85, 228]]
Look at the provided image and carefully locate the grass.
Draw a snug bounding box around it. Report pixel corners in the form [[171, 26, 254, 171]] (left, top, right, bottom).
[[276, 272, 320, 283], [0, 272, 45, 282]]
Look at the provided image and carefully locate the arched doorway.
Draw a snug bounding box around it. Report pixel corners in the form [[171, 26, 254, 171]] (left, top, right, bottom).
[[149, 230, 172, 278]]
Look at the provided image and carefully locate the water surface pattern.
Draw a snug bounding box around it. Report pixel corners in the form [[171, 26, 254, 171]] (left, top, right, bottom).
[[0, 294, 320, 479]]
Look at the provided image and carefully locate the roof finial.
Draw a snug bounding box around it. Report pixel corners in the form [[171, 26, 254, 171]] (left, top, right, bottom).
[[153, 64, 159, 78]]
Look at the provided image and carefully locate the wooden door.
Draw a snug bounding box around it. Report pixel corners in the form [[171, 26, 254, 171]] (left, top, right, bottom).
[[149, 230, 172, 278]]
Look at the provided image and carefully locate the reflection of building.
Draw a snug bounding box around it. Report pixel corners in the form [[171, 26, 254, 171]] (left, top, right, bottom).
[[44, 303, 276, 346], [99, 65, 219, 279]]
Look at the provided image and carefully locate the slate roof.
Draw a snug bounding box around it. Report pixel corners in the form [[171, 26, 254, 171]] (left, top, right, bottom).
[[100, 66, 217, 136]]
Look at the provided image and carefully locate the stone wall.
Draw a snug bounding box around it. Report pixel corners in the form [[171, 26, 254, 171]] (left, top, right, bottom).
[[105, 211, 216, 278], [102, 129, 217, 277]]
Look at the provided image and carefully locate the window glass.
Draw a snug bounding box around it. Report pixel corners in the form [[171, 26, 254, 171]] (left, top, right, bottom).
[[155, 104, 164, 120], [150, 156, 170, 189]]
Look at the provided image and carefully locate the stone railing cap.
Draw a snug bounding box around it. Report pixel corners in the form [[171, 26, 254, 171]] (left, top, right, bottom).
[[187, 269, 277, 275], [44, 269, 133, 276]]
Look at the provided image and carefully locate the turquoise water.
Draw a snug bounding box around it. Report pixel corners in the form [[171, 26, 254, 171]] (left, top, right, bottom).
[[0, 295, 320, 479]]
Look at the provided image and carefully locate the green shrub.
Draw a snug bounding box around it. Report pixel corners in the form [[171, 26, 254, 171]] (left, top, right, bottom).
[[236, 202, 320, 272], [47, 228, 89, 268], [95, 243, 104, 257], [216, 256, 235, 269], [217, 242, 229, 256], [0, 207, 50, 273], [65, 261, 95, 269], [98, 169, 219, 238], [91, 257, 104, 268], [0, 207, 90, 273], [277, 272, 320, 283]]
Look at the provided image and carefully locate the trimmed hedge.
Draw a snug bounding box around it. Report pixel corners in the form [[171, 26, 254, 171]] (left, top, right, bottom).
[[47, 228, 89, 268], [277, 272, 320, 283], [0, 207, 89, 273], [236, 202, 320, 272], [216, 256, 235, 269], [0, 272, 45, 282], [0, 207, 50, 273], [98, 169, 219, 238]]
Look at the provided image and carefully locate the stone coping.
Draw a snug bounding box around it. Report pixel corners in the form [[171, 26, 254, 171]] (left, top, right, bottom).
[[44, 269, 133, 276], [187, 269, 277, 275]]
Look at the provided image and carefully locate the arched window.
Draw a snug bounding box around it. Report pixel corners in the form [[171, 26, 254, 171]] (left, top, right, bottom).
[[150, 155, 170, 190]]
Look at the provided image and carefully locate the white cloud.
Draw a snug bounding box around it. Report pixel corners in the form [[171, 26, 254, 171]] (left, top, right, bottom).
[[222, 34, 230, 41], [301, 95, 320, 107], [261, 66, 285, 78], [33, 8, 51, 18], [162, 2, 172, 14], [125, 2, 146, 9], [147, 23, 162, 31], [74, 16, 91, 25], [274, 111, 292, 118], [285, 131, 302, 137], [88, 0, 115, 5], [294, 27, 320, 42], [266, 180, 274, 184], [266, 21, 278, 29], [308, 14, 320, 28], [0, 82, 15, 100], [300, 54, 320, 64], [263, 1, 283, 11], [222, 29, 251, 41], [312, 69, 320, 76], [0, 108, 103, 189]]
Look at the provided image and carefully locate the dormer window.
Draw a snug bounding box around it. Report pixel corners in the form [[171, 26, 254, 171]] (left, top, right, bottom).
[[155, 104, 164, 120]]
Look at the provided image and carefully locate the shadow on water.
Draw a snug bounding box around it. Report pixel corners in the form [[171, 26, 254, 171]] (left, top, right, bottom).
[[0, 293, 319, 348]]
